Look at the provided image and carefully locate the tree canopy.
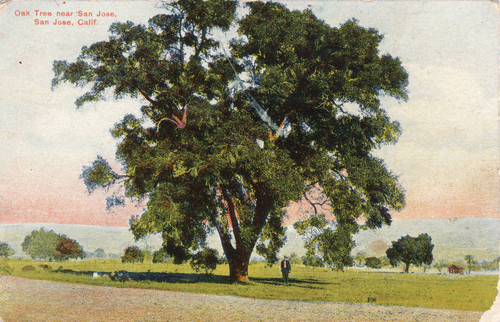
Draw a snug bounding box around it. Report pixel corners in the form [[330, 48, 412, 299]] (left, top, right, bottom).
[[0, 242, 14, 258], [386, 233, 434, 273], [22, 228, 63, 261], [21, 228, 85, 261], [55, 237, 84, 260], [52, 0, 408, 281], [122, 246, 145, 263], [94, 248, 106, 259]]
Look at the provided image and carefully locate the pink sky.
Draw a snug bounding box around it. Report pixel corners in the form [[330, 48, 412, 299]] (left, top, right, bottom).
[[0, 1, 498, 227]]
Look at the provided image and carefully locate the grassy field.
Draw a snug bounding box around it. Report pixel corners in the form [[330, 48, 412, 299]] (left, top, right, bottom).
[[3, 258, 497, 312]]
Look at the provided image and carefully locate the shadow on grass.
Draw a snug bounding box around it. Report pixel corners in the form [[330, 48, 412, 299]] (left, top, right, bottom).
[[250, 276, 339, 289], [52, 269, 338, 289]]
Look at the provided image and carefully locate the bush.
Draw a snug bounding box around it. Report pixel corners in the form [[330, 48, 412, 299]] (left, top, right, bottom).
[[190, 248, 219, 275], [0, 242, 14, 257], [302, 253, 324, 268], [121, 246, 145, 263], [365, 257, 382, 269], [152, 248, 168, 263]]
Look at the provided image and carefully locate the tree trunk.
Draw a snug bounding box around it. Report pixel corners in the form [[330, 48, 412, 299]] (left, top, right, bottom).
[[229, 251, 251, 282], [404, 264, 409, 273]]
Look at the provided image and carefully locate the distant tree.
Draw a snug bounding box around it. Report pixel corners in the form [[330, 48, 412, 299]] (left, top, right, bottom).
[[464, 255, 474, 274], [379, 256, 390, 267], [386, 233, 434, 273], [152, 248, 168, 263], [354, 252, 366, 267], [483, 257, 500, 271], [21, 228, 63, 261], [55, 237, 84, 261], [0, 242, 14, 258], [190, 248, 219, 275], [302, 250, 325, 268], [365, 257, 382, 269], [121, 246, 145, 263], [287, 252, 301, 265], [294, 215, 354, 271], [433, 260, 448, 273], [94, 248, 106, 259]]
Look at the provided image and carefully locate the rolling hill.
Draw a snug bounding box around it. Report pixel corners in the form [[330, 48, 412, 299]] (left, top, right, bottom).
[[1, 217, 498, 262]]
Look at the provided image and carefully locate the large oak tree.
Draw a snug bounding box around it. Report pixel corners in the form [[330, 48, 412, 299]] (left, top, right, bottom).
[[53, 0, 408, 282]]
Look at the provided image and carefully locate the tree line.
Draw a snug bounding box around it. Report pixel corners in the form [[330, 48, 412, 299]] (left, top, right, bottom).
[[1, 229, 497, 275]]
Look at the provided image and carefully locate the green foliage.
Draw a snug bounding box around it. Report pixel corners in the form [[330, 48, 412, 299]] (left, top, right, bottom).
[[479, 257, 500, 271], [190, 248, 219, 275], [433, 260, 448, 273], [0, 242, 14, 257], [365, 256, 382, 269], [354, 252, 366, 266], [464, 255, 476, 274], [386, 233, 434, 273], [0, 258, 13, 275], [379, 256, 390, 267], [121, 246, 145, 263], [256, 209, 287, 266], [53, 1, 408, 280], [302, 250, 324, 268], [287, 253, 301, 265], [152, 248, 168, 263], [94, 248, 106, 259], [294, 215, 354, 270], [21, 228, 63, 261]]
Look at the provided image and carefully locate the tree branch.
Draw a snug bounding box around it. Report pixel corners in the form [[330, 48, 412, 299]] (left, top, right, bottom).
[[194, 28, 207, 59], [222, 187, 241, 249], [209, 209, 234, 259], [136, 86, 159, 107], [303, 191, 330, 215]]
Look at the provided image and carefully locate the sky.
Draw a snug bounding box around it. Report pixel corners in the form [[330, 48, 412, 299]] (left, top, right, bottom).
[[0, 1, 498, 227]]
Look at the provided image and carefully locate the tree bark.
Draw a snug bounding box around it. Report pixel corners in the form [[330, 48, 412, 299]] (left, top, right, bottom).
[[217, 182, 273, 282], [229, 250, 251, 282]]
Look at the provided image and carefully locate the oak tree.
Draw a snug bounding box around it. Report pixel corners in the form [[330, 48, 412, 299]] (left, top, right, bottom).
[[121, 246, 145, 263], [386, 233, 434, 273], [55, 237, 85, 260], [21, 228, 63, 261], [0, 242, 14, 258], [53, 1, 408, 281]]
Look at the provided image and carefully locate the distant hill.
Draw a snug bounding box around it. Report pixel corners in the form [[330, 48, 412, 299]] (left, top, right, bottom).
[[0, 223, 163, 258], [1, 218, 498, 262], [283, 217, 500, 262]]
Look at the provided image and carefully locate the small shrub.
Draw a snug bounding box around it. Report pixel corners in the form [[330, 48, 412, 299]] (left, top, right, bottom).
[[121, 246, 144, 263], [365, 257, 382, 269], [22, 265, 36, 271], [39, 264, 52, 270], [152, 248, 168, 264], [190, 248, 219, 275]]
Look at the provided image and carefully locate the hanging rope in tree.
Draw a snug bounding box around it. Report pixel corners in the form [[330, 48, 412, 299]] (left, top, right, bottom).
[[221, 44, 289, 140]]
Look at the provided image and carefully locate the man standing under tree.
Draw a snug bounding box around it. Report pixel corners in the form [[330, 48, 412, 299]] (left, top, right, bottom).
[[280, 256, 291, 286]]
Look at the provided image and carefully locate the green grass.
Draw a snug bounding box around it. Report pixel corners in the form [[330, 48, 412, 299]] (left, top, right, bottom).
[[4, 258, 497, 312]]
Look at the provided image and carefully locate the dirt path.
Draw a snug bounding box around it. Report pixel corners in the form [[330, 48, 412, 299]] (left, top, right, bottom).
[[0, 275, 484, 321]]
